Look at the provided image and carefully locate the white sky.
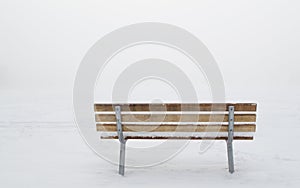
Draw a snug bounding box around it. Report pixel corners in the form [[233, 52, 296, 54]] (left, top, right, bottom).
[[0, 0, 299, 97]]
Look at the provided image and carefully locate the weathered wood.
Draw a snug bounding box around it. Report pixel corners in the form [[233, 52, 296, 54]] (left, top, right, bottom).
[[95, 114, 256, 122], [97, 124, 256, 132], [101, 135, 253, 140], [94, 103, 257, 112]]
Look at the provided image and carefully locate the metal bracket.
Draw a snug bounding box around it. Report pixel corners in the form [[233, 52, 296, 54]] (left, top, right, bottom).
[[114, 105, 126, 176], [227, 105, 235, 173], [115, 106, 125, 144], [228, 106, 234, 143]]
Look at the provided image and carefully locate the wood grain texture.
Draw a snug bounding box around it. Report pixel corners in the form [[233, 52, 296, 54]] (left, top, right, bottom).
[[95, 114, 256, 122], [100, 135, 254, 140], [96, 123, 256, 132], [94, 103, 257, 112]]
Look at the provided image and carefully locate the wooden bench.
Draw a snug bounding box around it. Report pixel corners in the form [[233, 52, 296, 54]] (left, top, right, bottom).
[[94, 103, 257, 176]]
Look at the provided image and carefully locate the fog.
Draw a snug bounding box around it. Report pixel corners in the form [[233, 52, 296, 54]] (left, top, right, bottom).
[[1, 1, 300, 187], [1, 0, 300, 105]]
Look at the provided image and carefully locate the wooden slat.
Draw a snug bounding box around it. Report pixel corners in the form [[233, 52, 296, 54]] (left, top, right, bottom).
[[100, 135, 253, 140], [94, 103, 257, 112], [95, 114, 256, 122], [97, 124, 256, 132]]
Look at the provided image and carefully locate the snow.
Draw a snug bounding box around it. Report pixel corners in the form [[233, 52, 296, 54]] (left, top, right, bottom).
[[1, 89, 300, 188], [1, 1, 300, 187]]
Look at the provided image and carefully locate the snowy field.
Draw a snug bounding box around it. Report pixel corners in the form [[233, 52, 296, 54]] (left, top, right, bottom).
[[1, 89, 300, 188], [1, 1, 300, 187]]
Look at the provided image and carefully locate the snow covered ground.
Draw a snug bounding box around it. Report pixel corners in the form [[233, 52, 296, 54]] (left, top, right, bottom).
[[1, 89, 300, 188], [1, 1, 300, 187]]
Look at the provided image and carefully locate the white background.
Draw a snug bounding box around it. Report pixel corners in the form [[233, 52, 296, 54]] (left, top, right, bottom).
[[1, 0, 300, 187], [1, 0, 299, 94]]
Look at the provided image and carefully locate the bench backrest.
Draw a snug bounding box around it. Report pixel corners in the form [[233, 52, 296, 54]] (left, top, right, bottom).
[[94, 103, 257, 140]]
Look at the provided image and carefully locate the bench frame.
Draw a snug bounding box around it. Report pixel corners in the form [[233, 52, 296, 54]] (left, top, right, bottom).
[[114, 105, 236, 176]]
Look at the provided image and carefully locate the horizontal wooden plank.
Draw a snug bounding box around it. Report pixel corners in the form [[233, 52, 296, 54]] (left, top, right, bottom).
[[94, 103, 257, 112], [95, 114, 256, 122], [100, 135, 253, 140], [97, 124, 256, 132]]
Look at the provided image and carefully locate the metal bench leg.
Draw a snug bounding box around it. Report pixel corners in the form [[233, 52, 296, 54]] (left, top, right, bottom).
[[227, 139, 234, 173], [227, 106, 235, 173], [115, 105, 126, 176], [119, 140, 126, 176]]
